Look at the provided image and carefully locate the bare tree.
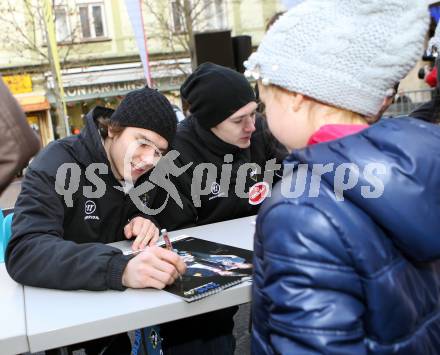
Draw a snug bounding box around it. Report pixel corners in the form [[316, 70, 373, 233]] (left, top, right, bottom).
[[0, 0, 83, 138], [143, 0, 229, 74]]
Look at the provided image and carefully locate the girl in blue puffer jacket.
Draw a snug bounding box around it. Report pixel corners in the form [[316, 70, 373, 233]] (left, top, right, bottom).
[[244, 1, 440, 354]]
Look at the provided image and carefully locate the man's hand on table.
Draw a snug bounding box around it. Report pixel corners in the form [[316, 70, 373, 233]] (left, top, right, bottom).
[[124, 217, 159, 251]]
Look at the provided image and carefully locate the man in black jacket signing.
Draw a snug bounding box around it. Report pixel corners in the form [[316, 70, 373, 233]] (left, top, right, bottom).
[[5, 87, 186, 353]]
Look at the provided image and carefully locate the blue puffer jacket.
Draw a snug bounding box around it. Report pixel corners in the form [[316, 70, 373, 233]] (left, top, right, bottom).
[[253, 117, 440, 355]]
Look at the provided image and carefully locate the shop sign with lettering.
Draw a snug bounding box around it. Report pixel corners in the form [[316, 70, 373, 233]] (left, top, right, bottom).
[[65, 81, 145, 99]]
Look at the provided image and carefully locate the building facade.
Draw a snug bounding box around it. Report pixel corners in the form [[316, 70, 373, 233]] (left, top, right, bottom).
[[0, 0, 283, 143]]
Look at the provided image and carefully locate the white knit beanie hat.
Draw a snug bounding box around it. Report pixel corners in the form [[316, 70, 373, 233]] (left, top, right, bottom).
[[244, 0, 429, 117]]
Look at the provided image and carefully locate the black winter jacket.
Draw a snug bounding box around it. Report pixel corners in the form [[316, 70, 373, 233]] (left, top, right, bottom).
[[6, 107, 156, 291], [153, 115, 286, 230]]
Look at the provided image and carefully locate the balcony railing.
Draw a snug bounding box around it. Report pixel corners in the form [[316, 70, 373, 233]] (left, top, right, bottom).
[[385, 88, 435, 117]]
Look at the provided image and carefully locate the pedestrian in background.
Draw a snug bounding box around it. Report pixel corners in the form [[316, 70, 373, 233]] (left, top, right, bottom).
[[411, 21, 440, 123], [0, 78, 40, 194]]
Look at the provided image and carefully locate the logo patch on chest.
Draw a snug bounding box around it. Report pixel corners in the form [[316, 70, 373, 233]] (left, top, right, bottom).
[[84, 200, 100, 220], [209, 181, 225, 200], [248, 182, 269, 205]]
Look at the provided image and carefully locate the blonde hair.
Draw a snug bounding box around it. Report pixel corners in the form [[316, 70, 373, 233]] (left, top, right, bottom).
[[261, 83, 378, 125]]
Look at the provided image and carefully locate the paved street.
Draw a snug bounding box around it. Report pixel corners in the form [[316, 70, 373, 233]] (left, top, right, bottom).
[[234, 304, 252, 354]]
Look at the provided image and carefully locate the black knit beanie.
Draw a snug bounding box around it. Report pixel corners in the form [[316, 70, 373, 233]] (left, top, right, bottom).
[[110, 86, 177, 144], [180, 63, 256, 130]]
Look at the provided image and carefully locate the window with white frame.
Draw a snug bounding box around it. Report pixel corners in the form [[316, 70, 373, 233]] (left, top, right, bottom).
[[78, 2, 107, 40], [171, 0, 184, 33], [54, 7, 71, 43], [38, 3, 71, 44], [214, 0, 227, 29], [204, 0, 227, 30]]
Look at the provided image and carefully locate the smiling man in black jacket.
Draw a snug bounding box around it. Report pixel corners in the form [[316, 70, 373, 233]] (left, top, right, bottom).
[[5, 87, 186, 354]]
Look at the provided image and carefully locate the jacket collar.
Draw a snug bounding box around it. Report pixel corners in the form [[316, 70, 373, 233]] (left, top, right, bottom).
[[79, 106, 114, 166], [307, 124, 368, 146], [192, 116, 246, 156]]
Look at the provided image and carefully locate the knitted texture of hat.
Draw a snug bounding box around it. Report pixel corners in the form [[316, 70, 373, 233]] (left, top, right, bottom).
[[245, 0, 429, 117], [110, 86, 176, 144], [180, 62, 256, 129]]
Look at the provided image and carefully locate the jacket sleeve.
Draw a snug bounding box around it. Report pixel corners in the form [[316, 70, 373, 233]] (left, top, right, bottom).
[[5, 166, 131, 291], [254, 202, 366, 355], [0, 79, 40, 194]]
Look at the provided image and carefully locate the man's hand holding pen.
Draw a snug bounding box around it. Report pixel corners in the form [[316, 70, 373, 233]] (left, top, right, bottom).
[[122, 246, 186, 289]]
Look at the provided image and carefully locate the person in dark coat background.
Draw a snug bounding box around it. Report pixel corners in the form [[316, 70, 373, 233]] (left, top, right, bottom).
[[245, 0, 440, 354], [411, 23, 440, 124], [0, 78, 40, 194]]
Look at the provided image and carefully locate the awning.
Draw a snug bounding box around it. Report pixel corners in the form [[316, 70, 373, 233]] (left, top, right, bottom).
[[14, 93, 50, 113]]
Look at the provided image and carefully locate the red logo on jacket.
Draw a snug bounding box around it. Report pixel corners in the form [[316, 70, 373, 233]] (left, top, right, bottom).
[[249, 182, 269, 205]]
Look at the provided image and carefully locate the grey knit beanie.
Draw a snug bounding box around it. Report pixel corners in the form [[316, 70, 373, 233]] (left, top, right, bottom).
[[245, 0, 429, 117]]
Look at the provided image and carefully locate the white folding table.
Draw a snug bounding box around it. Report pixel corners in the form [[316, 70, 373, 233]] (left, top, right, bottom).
[[23, 216, 256, 352], [0, 263, 29, 355]]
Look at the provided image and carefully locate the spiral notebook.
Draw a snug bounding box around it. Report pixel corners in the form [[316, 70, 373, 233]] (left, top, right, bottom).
[[159, 235, 253, 302]]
